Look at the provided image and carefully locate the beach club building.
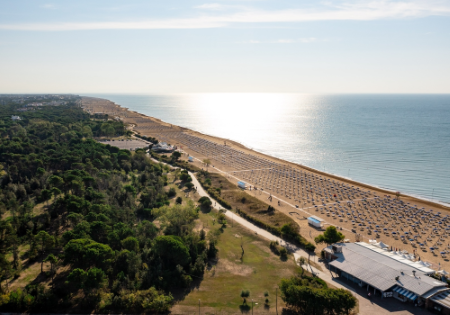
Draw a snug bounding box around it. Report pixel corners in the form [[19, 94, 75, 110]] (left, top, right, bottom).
[[151, 142, 175, 153], [324, 242, 450, 313]]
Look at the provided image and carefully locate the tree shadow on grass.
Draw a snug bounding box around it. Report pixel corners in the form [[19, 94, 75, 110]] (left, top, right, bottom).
[[171, 276, 204, 304], [281, 307, 297, 315], [199, 205, 212, 214], [206, 258, 219, 271], [239, 304, 251, 313]]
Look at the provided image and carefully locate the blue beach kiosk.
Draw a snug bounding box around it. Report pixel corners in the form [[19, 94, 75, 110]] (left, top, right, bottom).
[[237, 181, 247, 190], [308, 216, 324, 229]]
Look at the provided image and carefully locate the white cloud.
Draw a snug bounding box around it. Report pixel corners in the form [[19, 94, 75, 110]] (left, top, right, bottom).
[[3, 0, 450, 31], [241, 38, 318, 44], [275, 39, 296, 43], [195, 3, 227, 10], [194, 3, 248, 11], [298, 37, 318, 43], [40, 4, 55, 9]]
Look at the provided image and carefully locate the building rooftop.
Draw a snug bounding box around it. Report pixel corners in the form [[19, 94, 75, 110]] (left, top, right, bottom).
[[151, 142, 175, 152], [328, 242, 447, 296], [431, 290, 450, 309]]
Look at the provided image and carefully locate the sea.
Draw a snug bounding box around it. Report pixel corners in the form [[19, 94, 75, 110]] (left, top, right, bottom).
[[87, 94, 450, 205]]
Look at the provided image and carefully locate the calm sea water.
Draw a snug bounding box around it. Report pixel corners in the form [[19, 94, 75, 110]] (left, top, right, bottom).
[[88, 94, 450, 204]]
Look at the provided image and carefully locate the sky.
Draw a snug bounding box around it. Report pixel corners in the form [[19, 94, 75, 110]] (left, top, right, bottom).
[[0, 0, 449, 94]]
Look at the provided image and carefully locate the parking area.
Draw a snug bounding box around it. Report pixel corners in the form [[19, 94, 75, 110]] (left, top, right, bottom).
[[98, 139, 149, 150]]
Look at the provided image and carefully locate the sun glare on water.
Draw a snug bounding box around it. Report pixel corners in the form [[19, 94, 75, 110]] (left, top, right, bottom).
[[181, 93, 312, 146]]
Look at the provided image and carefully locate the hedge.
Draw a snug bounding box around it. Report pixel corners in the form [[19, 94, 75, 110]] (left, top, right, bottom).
[[236, 208, 316, 252]]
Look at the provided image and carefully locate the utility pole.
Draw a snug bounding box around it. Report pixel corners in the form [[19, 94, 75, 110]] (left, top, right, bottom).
[[252, 299, 254, 315], [276, 288, 278, 314], [199, 299, 201, 315]]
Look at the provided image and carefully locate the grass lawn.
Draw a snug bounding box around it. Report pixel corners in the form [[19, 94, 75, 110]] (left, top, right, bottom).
[[173, 208, 299, 314], [9, 261, 45, 290], [165, 172, 201, 206]]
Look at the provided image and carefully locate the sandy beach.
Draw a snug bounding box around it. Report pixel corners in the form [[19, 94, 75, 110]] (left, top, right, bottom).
[[81, 96, 450, 273]]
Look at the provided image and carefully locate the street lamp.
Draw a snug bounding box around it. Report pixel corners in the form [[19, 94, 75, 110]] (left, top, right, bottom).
[[198, 299, 201, 315], [252, 299, 254, 315]]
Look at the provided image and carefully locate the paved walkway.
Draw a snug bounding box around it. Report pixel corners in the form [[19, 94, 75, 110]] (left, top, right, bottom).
[[151, 156, 432, 315]]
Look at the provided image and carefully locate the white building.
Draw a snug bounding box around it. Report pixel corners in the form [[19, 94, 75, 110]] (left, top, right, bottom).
[[11, 115, 21, 121], [151, 142, 175, 153]]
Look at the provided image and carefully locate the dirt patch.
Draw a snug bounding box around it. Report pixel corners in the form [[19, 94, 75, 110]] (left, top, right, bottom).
[[216, 259, 253, 276]]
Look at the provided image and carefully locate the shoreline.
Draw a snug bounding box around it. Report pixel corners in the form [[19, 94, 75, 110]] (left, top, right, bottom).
[[81, 95, 449, 211], [129, 112, 450, 210]]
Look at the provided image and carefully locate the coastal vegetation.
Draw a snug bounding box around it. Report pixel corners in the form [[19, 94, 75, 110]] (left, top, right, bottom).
[[280, 274, 357, 315], [314, 226, 346, 246], [0, 97, 356, 314], [0, 102, 212, 312], [134, 134, 158, 144]]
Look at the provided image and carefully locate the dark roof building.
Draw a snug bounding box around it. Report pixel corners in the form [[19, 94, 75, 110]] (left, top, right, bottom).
[[324, 242, 450, 313]]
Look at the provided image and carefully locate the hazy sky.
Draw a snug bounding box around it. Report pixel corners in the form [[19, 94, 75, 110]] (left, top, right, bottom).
[[1, 0, 449, 94]]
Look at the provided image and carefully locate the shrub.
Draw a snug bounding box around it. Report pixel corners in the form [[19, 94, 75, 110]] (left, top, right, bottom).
[[167, 187, 176, 198], [175, 197, 182, 204], [269, 241, 280, 255], [198, 196, 212, 209], [305, 242, 316, 252], [279, 247, 288, 259], [240, 289, 250, 304]]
